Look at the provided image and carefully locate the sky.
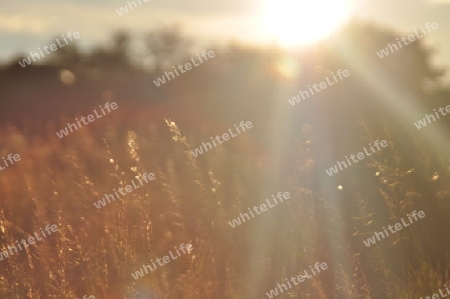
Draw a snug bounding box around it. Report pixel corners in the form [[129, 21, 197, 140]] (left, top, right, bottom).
[[1, 0, 449, 70]]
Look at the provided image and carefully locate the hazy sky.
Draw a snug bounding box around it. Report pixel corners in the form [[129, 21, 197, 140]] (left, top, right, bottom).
[[1, 0, 449, 69]]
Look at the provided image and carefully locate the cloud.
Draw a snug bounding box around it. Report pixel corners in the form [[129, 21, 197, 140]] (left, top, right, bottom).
[[0, 14, 58, 35]]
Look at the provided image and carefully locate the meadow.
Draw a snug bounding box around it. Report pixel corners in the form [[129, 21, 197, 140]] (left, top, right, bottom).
[[1, 22, 450, 298], [0, 104, 448, 298]]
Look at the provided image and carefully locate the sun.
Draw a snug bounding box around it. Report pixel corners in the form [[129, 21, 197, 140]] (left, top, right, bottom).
[[259, 0, 353, 48]]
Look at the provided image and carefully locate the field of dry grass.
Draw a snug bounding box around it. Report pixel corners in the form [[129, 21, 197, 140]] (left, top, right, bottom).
[[0, 107, 449, 299]]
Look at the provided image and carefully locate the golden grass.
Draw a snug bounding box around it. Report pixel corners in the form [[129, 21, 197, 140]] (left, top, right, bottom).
[[0, 111, 448, 298]]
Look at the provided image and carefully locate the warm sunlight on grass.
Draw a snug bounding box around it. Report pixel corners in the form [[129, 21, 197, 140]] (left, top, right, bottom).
[[259, 0, 353, 48]]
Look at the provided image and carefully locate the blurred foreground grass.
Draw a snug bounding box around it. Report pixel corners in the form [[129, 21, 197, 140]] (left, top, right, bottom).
[[0, 109, 448, 299]]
